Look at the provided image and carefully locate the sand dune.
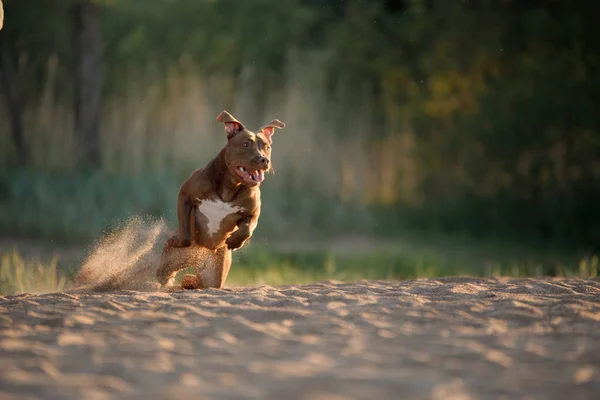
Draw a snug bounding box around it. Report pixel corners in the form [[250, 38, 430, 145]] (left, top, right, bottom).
[[1, 277, 599, 399]]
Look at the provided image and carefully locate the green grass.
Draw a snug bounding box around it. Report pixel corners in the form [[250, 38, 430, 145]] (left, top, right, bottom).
[[226, 245, 598, 287], [1, 241, 597, 295], [0, 250, 72, 295]]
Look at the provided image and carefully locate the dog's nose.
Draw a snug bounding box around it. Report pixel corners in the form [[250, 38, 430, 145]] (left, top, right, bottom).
[[259, 157, 270, 166]]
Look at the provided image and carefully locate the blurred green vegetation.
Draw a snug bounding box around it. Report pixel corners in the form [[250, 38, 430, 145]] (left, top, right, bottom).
[[1, 0, 599, 266], [1, 243, 597, 294], [0, 249, 68, 295]]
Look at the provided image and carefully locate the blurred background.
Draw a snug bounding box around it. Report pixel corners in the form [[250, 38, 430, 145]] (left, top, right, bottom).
[[0, 0, 599, 293]]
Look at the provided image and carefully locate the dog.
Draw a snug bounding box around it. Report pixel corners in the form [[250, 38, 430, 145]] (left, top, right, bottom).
[[156, 110, 285, 290]]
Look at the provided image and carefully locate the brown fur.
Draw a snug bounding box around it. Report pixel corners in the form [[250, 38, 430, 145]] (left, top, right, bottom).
[[156, 110, 285, 290]]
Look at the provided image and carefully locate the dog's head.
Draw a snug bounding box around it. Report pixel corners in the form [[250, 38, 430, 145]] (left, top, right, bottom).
[[217, 110, 285, 188]]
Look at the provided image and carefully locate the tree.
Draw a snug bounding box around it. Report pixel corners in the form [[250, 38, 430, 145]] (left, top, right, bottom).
[[72, 0, 102, 168], [0, 0, 29, 164]]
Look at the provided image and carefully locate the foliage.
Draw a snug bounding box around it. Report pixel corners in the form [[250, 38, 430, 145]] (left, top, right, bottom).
[[1, 0, 600, 249]]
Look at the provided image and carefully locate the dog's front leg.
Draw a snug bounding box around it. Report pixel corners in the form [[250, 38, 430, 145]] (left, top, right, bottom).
[[225, 216, 257, 251], [169, 193, 193, 248]]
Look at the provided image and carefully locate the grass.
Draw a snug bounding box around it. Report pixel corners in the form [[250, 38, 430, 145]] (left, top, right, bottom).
[[226, 245, 599, 286], [1, 239, 597, 295], [0, 250, 71, 295]]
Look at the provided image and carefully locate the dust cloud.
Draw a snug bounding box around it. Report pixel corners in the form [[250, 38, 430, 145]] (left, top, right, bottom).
[[73, 216, 173, 292]]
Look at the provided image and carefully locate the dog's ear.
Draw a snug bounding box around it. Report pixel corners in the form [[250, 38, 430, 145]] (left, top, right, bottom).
[[259, 119, 285, 144], [216, 110, 245, 139]]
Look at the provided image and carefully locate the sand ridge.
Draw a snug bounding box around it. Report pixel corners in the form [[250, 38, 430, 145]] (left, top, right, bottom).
[[1, 277, 599, 399]]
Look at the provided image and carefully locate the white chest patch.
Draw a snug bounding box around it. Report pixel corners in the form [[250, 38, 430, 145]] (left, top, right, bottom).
[[197, 199, 243, 236]]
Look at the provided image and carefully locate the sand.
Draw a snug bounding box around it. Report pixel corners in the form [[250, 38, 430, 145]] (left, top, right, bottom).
[[0, 277, 599, 399]]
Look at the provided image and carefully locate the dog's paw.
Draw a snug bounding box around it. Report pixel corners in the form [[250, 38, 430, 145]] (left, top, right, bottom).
[[165, 237, 191, 250], [225, 236, 243, 250], [163, 237, 176, 250], [181, 274, 201, 290]]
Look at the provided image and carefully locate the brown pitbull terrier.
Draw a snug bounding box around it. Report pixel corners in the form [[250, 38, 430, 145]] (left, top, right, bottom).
[[156, 110, 285, 290]]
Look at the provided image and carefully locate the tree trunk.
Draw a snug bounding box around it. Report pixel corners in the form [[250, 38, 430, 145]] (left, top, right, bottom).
[[72, 0, 102, 168], [0, 34, 28, 164]]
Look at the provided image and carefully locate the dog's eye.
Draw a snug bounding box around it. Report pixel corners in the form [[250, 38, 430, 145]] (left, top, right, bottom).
[[243, 142, 250, 148], [266, 146, 271, 151]]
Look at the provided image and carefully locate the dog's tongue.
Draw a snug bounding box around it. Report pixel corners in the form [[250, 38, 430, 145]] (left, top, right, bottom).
[[252, 170, 265, 183]]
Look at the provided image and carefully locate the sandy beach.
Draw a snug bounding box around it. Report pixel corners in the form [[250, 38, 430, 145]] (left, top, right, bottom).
[[1, 277, 599, 399]]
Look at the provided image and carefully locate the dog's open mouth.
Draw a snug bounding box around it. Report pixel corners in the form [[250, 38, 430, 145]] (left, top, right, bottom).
[[234, 166, 265, 186]]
